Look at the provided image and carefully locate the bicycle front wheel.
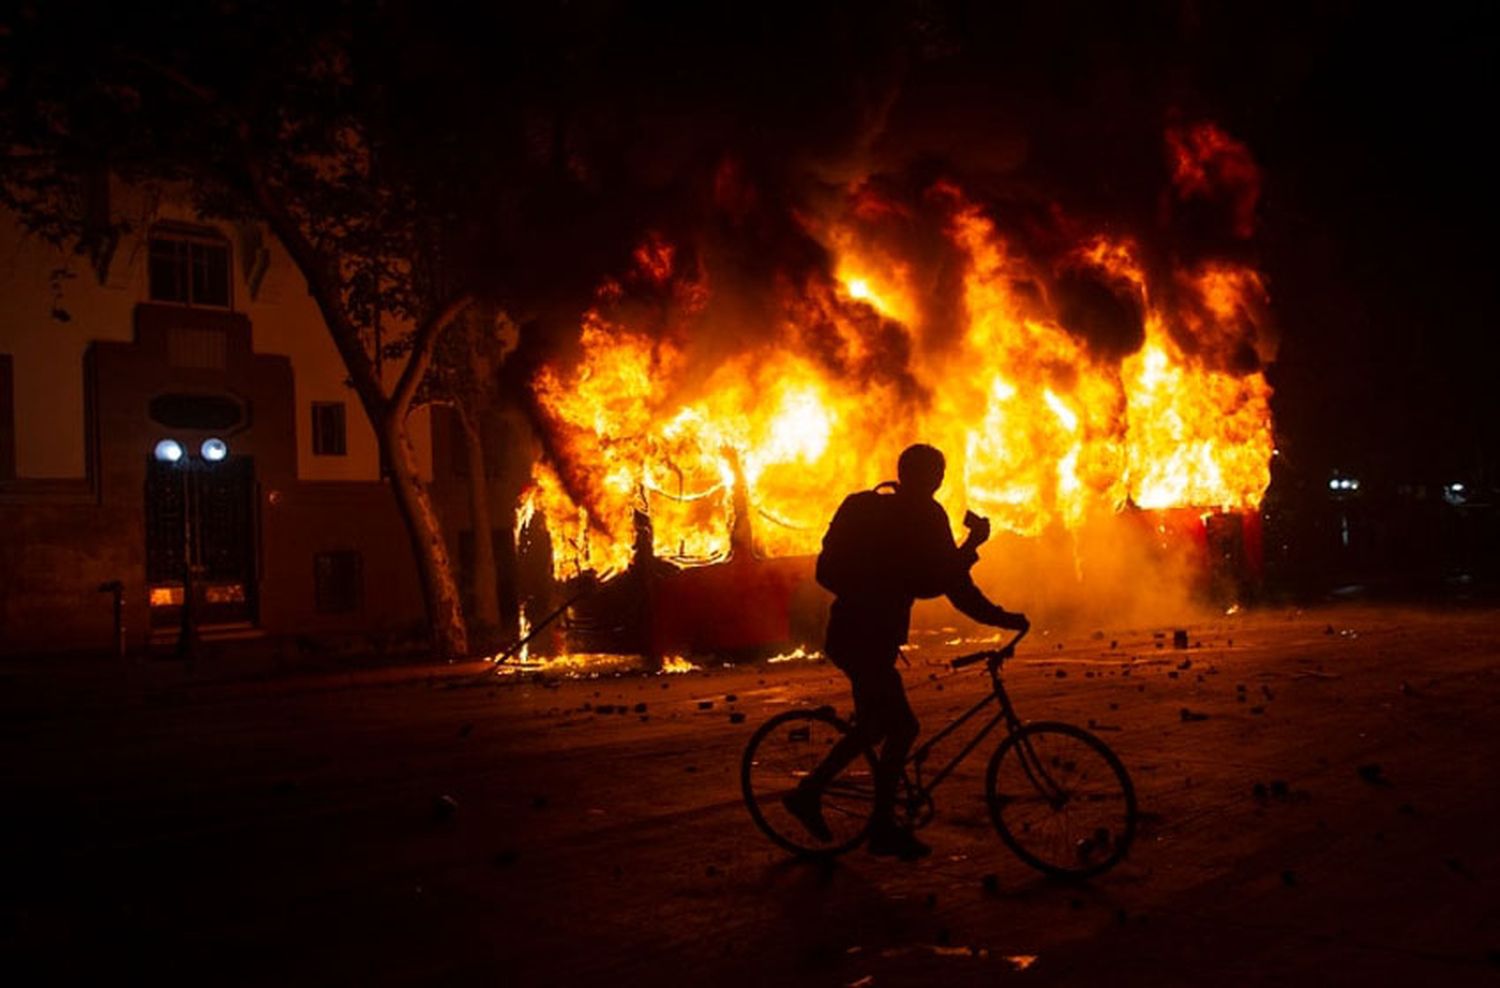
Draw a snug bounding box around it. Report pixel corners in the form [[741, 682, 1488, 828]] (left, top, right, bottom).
[[741, 708, 877, 857], [985, 722, 1137, 878]]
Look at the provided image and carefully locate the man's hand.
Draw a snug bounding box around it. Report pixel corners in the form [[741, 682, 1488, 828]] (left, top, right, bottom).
[[962, 509, 992, 549]]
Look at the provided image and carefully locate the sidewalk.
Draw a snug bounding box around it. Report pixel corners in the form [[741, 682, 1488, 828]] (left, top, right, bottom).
[[0, 646, 496, 713]]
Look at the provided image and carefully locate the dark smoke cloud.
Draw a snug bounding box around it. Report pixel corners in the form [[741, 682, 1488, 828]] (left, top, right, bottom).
[[462, 0, 1278, 399]]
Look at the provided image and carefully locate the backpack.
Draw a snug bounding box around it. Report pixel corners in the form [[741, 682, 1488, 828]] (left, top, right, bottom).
[[815, 482, 901, 596]]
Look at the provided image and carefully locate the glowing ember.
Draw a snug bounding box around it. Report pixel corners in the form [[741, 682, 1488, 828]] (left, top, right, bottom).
[[767, 646, 821, 664]]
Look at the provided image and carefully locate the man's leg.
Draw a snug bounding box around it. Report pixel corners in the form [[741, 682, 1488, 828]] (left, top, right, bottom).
[[860, 664, 930, 860], [785, 658, 892, 842], [862, 663, 918, 824]]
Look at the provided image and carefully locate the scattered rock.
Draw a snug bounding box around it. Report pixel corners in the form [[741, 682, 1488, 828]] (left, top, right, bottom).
[[1270, 779, 1290, 798], [1324, 624, 1336, 635], [1167, 671, 1179, 680], [596, 704, 616, 714], [725, 694, 738, 703], [492, 849, 520, 868], [1252, 782, 1268, 801], [432, 794, 459, 821], [1055, 669, 1068, 679], [1172, 629, 1189, 649], [729, 712, 746, 724], [1108, 702, 1119, 711], [705, 865, 721, 877], [634, 702, 648, 713], [924, 893, 938, 908], [531, 795, 549, 810], [1249, 705, 1266, 715], [1110, 640, 1118, 650], [980, 873, 1000, 895], [1281, 870, 1297, 887], [1357, 763, 1389, 787], [698, 700, 714, 710], [1179, 707, 1209, 722], [1177, 658, 1192, 670], [457, 722, 473, 738], [684, 765, 697, 773]]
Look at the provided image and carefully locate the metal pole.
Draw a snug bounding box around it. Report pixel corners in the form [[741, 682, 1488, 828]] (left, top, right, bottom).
[[176, 461, 197, 663]]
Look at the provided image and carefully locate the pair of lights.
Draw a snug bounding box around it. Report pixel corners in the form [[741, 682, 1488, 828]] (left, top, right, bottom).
[[1328, 477, 1360, 492], [154, 438, 229, 463]]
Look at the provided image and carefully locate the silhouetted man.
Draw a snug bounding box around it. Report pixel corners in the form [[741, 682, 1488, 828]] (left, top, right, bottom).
[[785, 443, 1028, 860]]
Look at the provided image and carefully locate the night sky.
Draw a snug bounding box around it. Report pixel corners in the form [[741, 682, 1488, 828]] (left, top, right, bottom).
[[478, 1, 1499, 488]]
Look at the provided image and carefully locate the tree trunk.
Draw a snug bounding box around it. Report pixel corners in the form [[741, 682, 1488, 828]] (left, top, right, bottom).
[[458, 407, 501, 639], [383, 412, 468, 659]]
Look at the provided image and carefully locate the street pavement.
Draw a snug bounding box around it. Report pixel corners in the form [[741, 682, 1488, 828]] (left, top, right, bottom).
[[3, 604, 1498, 985]]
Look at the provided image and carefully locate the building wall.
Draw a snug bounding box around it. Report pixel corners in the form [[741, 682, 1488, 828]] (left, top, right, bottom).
[[0, 191, 430, 655]]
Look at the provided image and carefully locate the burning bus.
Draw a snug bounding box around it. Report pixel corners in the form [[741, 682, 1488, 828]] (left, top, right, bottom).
[[509, 124, 1275, 662]]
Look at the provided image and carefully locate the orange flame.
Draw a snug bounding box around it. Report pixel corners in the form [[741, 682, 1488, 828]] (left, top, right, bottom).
[[526, 178, 1274, 579]]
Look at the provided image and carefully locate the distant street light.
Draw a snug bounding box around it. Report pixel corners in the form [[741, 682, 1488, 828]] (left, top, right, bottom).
[[154, 438, 184, 463], [201, 437, 228, 462]]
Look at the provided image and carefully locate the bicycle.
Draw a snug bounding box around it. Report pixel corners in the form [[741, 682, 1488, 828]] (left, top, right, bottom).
[[741, 630, 1137, 878]]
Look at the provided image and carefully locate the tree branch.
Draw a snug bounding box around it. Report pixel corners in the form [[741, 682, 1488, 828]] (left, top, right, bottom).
[[391, 293, 474, 422]]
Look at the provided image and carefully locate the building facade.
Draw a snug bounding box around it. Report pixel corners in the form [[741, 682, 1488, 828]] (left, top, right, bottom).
[[0, 192, 430, 656]]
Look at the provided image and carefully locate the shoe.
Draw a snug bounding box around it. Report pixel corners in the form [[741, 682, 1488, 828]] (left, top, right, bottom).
[[867, 823, 931, 861], [782, 784, 833, 842]]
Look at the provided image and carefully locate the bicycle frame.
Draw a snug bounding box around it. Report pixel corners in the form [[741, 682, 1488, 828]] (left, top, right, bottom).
[[903, 630, 1028, 799]]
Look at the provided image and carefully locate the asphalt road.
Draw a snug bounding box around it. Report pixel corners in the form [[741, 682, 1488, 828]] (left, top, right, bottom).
[[3, 604, 1498, 986]]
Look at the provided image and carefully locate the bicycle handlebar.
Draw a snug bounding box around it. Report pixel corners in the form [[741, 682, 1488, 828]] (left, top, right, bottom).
[[951, 626, 1029, 670]]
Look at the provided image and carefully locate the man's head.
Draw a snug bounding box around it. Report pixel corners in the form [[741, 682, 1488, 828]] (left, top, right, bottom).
[[897, 443, 946, 497]]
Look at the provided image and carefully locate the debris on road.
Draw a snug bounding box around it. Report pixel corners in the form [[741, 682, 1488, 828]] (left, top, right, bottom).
[[432, 794, 459, 821], [1357, 763, 1390, 786], [1179, 707, 1209, 722]]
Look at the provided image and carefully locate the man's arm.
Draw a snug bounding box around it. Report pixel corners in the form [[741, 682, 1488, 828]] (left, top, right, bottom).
[[945, 573, 1029, 631]]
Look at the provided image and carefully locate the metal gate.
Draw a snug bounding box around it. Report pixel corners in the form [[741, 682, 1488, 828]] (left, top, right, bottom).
[[145, 455, 257, 626]]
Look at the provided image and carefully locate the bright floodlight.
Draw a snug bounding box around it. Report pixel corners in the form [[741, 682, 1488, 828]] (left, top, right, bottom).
[[201, 437, 229, 462], [1328, 479, 1340, 491], [153, 439, 184, 463]]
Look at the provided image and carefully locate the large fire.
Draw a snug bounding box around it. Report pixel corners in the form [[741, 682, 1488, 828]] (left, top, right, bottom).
[[526, 127, 1273, 580]]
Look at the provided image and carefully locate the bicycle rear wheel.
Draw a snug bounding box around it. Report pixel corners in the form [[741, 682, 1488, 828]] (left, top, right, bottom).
[[741, 708, 877, 857], [985, 721, 1136, 878]]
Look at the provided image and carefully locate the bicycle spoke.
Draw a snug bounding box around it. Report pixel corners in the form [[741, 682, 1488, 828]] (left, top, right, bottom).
[[986, 724, 1135, 877]]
